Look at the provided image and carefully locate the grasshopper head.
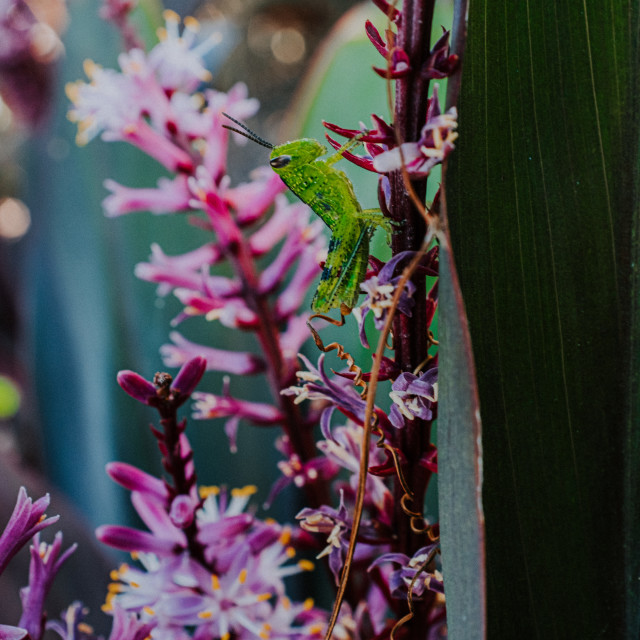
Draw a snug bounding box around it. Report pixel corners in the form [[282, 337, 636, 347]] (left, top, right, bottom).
[[269, 139, 326, 173]]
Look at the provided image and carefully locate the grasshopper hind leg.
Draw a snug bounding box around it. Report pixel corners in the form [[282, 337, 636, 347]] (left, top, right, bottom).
[[312, 223, 372, 313]]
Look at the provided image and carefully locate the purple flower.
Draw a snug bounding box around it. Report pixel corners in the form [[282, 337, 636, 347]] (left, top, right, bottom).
[[369, 543, 443, 599], [281, 354, 368, 426], [388, 368, 438, 429], [317, 422, 392, 517], [192, 379, 282, 452], [265, 435, 339, 508], [106, 462, 168, 502], [117, 356, 206, 407], [18, 533, 77, 640], [103, 486, 319, 640], [355, 251, 417, 348], [297, 492, 379, 586], [0, 625, 29, 640], [106, 603, 155, 640], [373, 85, 458, 176], [0, 488, 59, 576]]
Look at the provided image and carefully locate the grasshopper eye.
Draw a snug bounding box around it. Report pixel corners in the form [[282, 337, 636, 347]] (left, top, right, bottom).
[[270, 155, 291, 169]]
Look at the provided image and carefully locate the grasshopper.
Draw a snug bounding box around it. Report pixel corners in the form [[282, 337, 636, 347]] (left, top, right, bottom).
[[222, 113, 392, 313]]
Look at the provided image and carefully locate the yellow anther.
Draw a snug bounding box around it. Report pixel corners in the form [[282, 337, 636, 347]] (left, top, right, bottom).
[[279, 528, 291, 545], [285, 546, 295, 558], [199, 485, 220, 498], [298, 559, 314, 571], [198, 610, 213, 619], [64, 82, 79, 103], [281, 596, 291, 609], [238, 568, 248, 584], [222, 633, 231, 640], [157, 27, 167, 41], [211, 574, 221, 590], [231, 485, 258, 498], [130, 581, 140, 589], [162, 9, 180, 23], [257, 592, 272, 603], [303, 598, 314, 610], [107, 583, 123, 593], [143, 606, 155, 616], [118, 562, 130, 573], [102, 593, 115, 610], [77, 623, 94, 634], [184, 16, 200, 31], [309, 623, 324, 634], [82, 59, 98, 78]]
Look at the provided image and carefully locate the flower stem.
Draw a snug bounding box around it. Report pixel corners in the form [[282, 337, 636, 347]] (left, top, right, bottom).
[[221, 215, 330, 509], [387, 0, 439, 632]]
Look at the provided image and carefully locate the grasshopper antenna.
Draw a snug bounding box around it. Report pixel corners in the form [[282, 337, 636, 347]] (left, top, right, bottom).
[[222, 112, 274, 149]]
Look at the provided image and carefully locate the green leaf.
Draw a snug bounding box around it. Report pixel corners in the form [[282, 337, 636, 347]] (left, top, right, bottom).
[[445, 0, 639, 636]]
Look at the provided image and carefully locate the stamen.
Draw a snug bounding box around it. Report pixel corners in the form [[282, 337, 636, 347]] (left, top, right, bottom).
[[231, 485, 258, 498], [211, 574, 221, 590], [298, 559, 315, 571], [279, 528, 291, 545], [184, 16, 200, 31], [238, 568, 248, 584], [199, 485, 220, 498]]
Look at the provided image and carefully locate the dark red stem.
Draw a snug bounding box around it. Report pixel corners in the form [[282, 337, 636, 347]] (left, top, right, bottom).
[[386, 0, 438, 633]]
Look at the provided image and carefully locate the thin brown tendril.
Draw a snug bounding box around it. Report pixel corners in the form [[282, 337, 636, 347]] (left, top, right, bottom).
[[307, 305, 370, 398], [389, 545, 441, 640]]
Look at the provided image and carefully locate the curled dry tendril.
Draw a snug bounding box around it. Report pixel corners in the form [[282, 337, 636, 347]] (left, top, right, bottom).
[[390, 545, 441, 640]]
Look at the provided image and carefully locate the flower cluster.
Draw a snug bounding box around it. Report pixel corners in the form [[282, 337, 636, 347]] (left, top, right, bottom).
[[67, 9, 326, 471], [324, 14, 458, 180], [59, 2, 455, 638], [0, 489, 78, 640], [95, 358, 328, 640]]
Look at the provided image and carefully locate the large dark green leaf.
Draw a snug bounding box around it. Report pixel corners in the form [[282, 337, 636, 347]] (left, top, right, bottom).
[[445, 0, 639, 637]]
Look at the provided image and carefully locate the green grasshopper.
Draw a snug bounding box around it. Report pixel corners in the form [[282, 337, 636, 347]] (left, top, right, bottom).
[[222, 113, 392, 313]]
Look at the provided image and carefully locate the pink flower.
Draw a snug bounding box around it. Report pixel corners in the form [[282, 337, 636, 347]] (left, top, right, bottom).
[[161, 331, 265, 376], [0, 488, 59, 575], [18, 533, 77, 640], [103, 175, 191, 217], [373, 85, 458, 176], [192, 380, 282, 452]]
